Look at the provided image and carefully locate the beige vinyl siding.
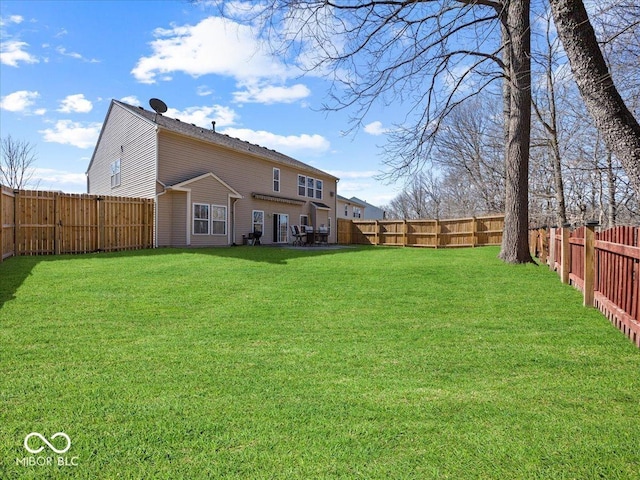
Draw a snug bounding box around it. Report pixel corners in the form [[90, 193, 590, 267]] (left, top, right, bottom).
[[87, 103, 156, 198], [187, 176, 235, 247], [157, 131, 338, 244], [157, 191, 189, 247]]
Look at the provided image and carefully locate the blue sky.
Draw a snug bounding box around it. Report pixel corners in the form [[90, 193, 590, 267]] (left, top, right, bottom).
[[0, 0, 403, 205]]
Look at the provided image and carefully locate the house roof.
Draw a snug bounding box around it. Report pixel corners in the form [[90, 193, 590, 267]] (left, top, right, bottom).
[[166, 172, 242, 198], [111, 100, 338, 181], [336, 195, 367, 207]]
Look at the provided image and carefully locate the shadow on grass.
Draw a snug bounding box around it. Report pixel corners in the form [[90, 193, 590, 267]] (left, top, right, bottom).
[[0, 245, 365, 309]]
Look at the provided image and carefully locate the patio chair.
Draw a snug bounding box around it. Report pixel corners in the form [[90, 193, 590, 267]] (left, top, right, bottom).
[[291, 225, 305, 246]]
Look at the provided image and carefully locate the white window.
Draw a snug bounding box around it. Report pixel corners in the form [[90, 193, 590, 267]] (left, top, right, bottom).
[[300, 214, 309, 227], [110, 159, 121, 188], [315, 179, 323, 199], [298, 175, 306, 196], [353, 207, 362, 219], [344, 204, 348, 217], [273, 168, 280, 192], [253, 210, 264, 234], [307, 177, 314, 197], [193, 203, 209, 234], [211, 205, 227, 235]]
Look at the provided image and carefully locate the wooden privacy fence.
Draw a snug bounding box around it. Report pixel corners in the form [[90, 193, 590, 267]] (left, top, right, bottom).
[[530, 224, 640, 347], [1, 186, 154, 262], [338, 215, 504, 248]]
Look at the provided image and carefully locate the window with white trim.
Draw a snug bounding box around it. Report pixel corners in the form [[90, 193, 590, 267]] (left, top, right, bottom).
[[211, 205, 227, 235], [193, 203, 210, 234], [307, 177, 314, 197], [300, 214, 309, 227], [110, 159, 121, 188], [353, 207, 362, 219], [315, 179, 323, 199], [252, 210, 264, 233], [273, 168, 280, 192], [344, 204, 348, 217], [298, 175, 306, 196]]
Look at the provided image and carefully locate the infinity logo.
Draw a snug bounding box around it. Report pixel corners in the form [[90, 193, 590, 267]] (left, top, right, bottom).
[[24, 432, 71, 454]]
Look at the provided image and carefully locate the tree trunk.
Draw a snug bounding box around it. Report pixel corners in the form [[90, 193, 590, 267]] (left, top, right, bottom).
[[549, 0, 640, 197], [606, 150, 616, 227], [499, 0, 535, 264]]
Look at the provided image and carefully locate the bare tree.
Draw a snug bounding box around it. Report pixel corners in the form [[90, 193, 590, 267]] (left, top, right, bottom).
[[433, 95, 505, 215], [222, 0, 535, 262], [531, 8, 568, 226], [1, 135, 38, 189], [548, 0, 640, 197]]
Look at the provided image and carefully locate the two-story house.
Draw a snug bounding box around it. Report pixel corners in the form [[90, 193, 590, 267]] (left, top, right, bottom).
[[87, 100, 339, 247], [337, 195, 367, 220]]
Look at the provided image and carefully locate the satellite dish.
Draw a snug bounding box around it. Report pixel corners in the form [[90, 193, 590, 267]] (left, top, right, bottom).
[[149, 98, 168, 114]]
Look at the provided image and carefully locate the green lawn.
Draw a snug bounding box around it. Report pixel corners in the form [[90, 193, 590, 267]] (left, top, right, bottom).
[[1, 246, 638, 479]]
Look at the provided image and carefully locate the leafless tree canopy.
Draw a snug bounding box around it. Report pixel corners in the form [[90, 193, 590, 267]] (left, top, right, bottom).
[[1, 135, 38, 189]]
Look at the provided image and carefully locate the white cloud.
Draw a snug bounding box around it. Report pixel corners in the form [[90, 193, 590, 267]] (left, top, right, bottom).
[[32, 167, 87, 191], [58, 94, 93, 113], [166, 104, 238, 128], [0, 15, 24, 26], [364, 121, 389, 136], [233, 83, 311, 104], [0, 90, 39, 112], [120, 95, 141, 106], [0, 40, 38, 67], [221, 127, 330, 156], [40, 120, 101, 149], [327, 170, 380, 179], [196, 85, 213, 96], [56, 46, 99, 63], [131, 16, 291, 84]]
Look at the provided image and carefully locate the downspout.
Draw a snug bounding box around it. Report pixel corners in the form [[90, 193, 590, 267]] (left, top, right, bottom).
[[154, 125, 160, 248]]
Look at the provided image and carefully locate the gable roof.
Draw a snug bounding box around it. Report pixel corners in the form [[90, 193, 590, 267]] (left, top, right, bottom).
[[166, 172, 242, 198], [111, 100, 338, 180], [336, 195, 367, 207]]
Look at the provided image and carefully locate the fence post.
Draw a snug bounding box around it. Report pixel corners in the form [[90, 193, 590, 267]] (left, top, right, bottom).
[[54, 192, 61, 255], [13, 189, 20, 256], [549, 227, 556, 270], [97, 197, 105, 252], [561, 224, 571, 284], [402, 219, 407, 247], [583, 221, 598, 307], [374, 220, 379, 246], [472, 217, 477, 247]]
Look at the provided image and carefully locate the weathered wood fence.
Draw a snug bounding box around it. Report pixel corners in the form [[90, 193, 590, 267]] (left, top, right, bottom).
[[1, 185, 154, 262], [530, 224, 640, 347], [338, 215, 504, 248]]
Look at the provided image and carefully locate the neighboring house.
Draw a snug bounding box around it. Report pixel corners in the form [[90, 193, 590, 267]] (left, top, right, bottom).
[[350, 197, 386, 220], [87, 100, 339, 247], [337, 195, 367, 220]]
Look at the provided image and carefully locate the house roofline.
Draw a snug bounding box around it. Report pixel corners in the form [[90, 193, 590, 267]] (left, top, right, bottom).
[[111, 99, 339, 182]]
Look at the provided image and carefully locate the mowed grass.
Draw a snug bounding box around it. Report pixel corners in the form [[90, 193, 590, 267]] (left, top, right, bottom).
[[0, 246, 638, 479]]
